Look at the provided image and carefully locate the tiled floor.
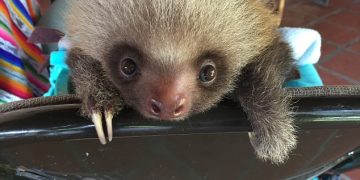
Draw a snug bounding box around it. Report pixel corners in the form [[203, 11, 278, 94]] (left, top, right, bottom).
[[281, 0, 360, 85]]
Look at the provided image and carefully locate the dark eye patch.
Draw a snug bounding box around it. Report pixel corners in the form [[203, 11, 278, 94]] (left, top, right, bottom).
[[106, 43, 145, 84]]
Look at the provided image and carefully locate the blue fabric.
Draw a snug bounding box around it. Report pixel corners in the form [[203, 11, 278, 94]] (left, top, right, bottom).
[[285, 64, 323, 87], [43, 51, 69, 96], [0, 48, 25, 68], [279, 27, 323, 88]]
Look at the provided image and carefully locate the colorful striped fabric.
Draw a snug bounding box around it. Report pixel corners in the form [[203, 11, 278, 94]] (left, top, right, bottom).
[[0, 0, 49, 104]]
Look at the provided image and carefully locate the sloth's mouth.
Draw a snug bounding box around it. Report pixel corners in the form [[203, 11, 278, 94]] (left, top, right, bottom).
[[141, 111, 189, 121]]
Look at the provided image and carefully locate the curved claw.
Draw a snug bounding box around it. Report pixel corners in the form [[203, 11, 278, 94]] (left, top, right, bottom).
[[105, 110, 114, 142], [92, 111, 107, 145]]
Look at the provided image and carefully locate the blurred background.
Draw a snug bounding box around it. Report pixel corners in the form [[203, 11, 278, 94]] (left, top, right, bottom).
[[281, 0, 360, 179], [281, 0, 360, 86]]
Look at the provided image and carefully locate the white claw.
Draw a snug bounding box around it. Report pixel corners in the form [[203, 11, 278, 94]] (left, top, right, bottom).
[[105, 110, 114, 142], [92, 111, 107, 145]]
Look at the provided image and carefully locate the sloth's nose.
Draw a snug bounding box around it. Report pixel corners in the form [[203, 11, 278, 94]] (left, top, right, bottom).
[[149, 94, 187, 119]]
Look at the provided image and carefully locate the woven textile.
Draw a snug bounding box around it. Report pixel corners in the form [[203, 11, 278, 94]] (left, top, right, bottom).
[[0, 0, 49, 104]]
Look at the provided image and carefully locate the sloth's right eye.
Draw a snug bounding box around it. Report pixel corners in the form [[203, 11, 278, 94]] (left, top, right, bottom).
[[199, 62, 217, 84], [120, 58, 137, 77]]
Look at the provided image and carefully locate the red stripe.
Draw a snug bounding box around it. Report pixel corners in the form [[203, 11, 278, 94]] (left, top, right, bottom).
[[26, 71, 50, 92], [0, 80, 33, 99]]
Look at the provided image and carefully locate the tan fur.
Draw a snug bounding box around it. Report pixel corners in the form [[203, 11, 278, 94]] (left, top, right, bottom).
[[66, 0, 296, 164], [66, 0, 278, 75]]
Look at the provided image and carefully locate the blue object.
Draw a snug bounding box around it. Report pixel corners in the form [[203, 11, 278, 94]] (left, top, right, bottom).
[[279, 27, 323, 87], [285, 64, 324, 88], [43, 51, 69, 96]]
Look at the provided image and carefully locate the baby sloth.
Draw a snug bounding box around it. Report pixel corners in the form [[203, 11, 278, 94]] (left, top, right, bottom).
[[66, 0, 296, 164]]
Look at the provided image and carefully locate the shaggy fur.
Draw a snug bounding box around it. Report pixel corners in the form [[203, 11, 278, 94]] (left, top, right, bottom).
[[235, 41, 296, 164], [67, 48, 124, 116], [66, 0, 296, 164]]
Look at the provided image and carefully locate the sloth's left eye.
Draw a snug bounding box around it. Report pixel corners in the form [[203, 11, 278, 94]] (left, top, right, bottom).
[[199, 64, 216, 83], [121, 58, 137, 77]]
